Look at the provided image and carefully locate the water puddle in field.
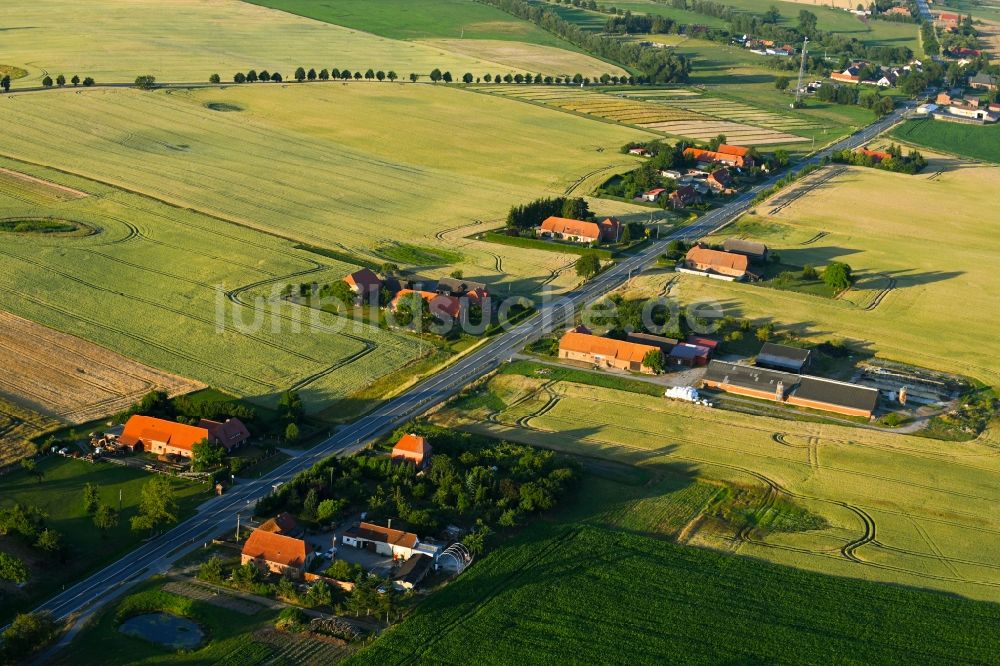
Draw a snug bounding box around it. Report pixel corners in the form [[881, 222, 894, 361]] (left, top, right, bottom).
[[118, 612, 205, 650]]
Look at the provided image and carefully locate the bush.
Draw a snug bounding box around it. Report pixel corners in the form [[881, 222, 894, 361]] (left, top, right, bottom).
[[275, 607, 307, 632], [325, 559, 364, 582]]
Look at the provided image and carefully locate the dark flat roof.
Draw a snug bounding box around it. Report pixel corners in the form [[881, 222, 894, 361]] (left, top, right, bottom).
[[794, 376, 879, 413], [627, 332, 678, 351], [436, 276, 488, 294], [758, 343, 812, 363], [393, 553, 433, 585], [704, 360, 797, 390], [670, 343, 710, 360]]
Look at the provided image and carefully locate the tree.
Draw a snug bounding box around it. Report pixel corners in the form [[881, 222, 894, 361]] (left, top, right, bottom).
[[83, 483, 100, 514], [209, 73, 221, 83], [71, 75, 81, 86], [0, 551, 29, 585], [331, 68, 341, 79], [325, 558, 362, 582], [246, 69, 258, 83], [798, 9, 818, 34], [93, 503, 118, 536], [1, 612, 58, 663], [83, 77, 95, 86], [278, 389, 303, 423], [259, 70, 271, 82], [197, 555, 224, 583], [442, 71, 453, 83], [464, 524, 491, 555], [365, 69, 375, 81], [643, 349, 665, 374], [1, 76, 11, 92], [130, 476, 178, 533], [316, 498, 345, 523], [191, 439, 225, 472], [285, 422, 300, 444], [394, 291, 429, 327], [56, 74, 66, 86], [756, 324, 773, 342], [272, 72, 283, 83], [376, 70, 386, 81], [802, 265, 818, 280], [409, 73, 418, 82], [20, 458, 43, 483], [307, 68, 317, 81], [353, 71, 362, 80], [575, 253, 601, 278], [774, 75, 790, 91], [234, 72, 246, 84], [304, 580, 332, 608], [34, 528, 62, 555], [295, 66, 306, 82], [388, 71, 398, 82], [429, 68, 443, 82], [462, 72, 474, 84], [134, 75, 156, 89], [42, 76, 53, 87], [319, 68, 329, 80], [231, 562, 259, 589], [380, 262, 399, 276], [341, 69, 352, 80], [823, 262, 853, 292]]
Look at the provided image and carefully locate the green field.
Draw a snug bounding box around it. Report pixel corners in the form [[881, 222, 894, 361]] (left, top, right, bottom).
[[891, 118, 1000, 164], [0, 85, 654, 297], [345, 473, 1000, 665], [0, 156, 429, 411], [0, 458, 207, 623], [243, 0, 567, 43], [439, 371, 1000, 603]]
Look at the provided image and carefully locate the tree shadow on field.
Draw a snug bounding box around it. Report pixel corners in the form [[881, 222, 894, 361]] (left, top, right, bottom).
[[773, 245, 863, 266]]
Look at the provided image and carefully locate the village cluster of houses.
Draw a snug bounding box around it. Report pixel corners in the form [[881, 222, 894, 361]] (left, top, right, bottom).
[[730, 35, 796, 57], [920, 81, 1000, 123], [677, 238, 769, 282], [240, 433, 442, 591], [342, 266, 491, 322], [628, 143, 753, 209], [558, 325, 716, 373], [830, 61, 923, 88]]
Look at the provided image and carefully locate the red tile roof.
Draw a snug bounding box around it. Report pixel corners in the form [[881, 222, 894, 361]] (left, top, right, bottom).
[[393, 434, 431, 457], [120, 415, 208, 452], [559, 331, 659, 364], [345, 267, 382, 292], [344, 522, 419, 549], [259, 512, 301, 536], [540, 216, 602, 241], [685, 247, 749, 273], [392, 289, 463, 319], [242, 528, 312, 568], [859, 148, 891, 161], [198, 418, 249, 451], [717, 144, 750, 157]]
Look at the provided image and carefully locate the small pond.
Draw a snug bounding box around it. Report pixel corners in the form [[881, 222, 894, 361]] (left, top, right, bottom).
[[118, 612, 205, 650]]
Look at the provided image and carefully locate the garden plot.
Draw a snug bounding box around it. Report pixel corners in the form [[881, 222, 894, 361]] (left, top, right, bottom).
[[479, 86, 806, 145]]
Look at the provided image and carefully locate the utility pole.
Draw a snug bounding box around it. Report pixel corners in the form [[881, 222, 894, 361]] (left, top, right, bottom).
[[794, 37, 810, 107], [118, 488, 122, 512], [235, 513, 240, 541]]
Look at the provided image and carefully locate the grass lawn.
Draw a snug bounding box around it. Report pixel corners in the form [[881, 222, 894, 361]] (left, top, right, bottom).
[[0, 458, 208, 624], [437, 372, 1000, 603], [345, 471, 1000, 665], [891, 117, 1000, 164], [49, 582, 279, 666]]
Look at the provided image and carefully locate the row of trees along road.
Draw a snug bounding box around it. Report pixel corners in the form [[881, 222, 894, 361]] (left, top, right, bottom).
[[9, 74, 93, 91]]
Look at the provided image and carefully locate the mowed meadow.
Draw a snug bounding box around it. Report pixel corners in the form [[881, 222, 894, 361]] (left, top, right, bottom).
[[442, 373, 1000, 603], [0, 157, 429, 411], [2, 0, 618, 83], [0, 84, 654, 294], [633, 161, 1000, 389]]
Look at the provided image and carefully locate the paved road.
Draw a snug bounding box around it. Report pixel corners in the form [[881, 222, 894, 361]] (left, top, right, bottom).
[[28, 105, 908, 640]]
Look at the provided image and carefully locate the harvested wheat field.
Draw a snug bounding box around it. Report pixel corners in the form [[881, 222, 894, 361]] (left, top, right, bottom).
[[0, 311, 204, 424], [418, 39, 626, 77]]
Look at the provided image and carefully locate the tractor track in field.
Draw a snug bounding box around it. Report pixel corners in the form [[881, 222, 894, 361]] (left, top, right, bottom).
[[434, 219, 484, 242], [863, 275, 897, 311], [563, 163, 621, 196], [799, 231, 828, 246], [767, 167, 845, 215]]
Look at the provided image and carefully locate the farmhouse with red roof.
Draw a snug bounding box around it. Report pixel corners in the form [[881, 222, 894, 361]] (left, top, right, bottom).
[[392, 433, 432, 468], [241, 527, 314, 578]]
